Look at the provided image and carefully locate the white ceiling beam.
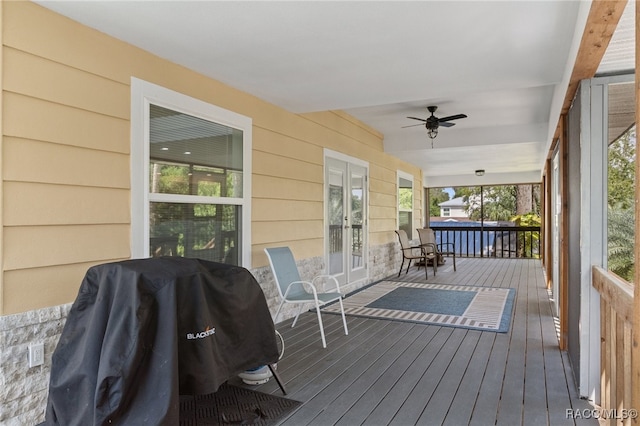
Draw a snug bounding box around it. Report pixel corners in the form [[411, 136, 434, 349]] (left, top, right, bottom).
[[424, 170, 542, 189]]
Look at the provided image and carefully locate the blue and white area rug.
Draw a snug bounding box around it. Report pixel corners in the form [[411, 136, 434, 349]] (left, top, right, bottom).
[[322, 281, 515, 333]]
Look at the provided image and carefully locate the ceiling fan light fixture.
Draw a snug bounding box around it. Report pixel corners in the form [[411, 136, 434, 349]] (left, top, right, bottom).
[[475, 169, 485, 176], [404, 105, 467, 145]]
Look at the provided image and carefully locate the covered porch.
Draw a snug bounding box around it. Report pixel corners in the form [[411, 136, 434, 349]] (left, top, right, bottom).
[[239, 258, 597, 425], [1, 1, 638, 424]]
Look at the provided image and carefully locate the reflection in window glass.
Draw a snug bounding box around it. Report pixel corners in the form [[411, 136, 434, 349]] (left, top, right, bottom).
[[149, 104, 243, 197], [398, 176, 413, 238], [148, 104, 244, 266], [150, 202, 241, 265]]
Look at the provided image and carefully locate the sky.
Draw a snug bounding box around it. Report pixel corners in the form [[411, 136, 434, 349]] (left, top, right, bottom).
[[445, 187, 455, 199]]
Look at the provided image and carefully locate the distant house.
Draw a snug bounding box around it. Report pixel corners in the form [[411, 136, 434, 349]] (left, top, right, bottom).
[[438, 196, 468, 218]]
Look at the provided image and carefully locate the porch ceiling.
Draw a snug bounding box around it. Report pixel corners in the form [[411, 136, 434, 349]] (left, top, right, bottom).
[[36, 0, 635, 188]]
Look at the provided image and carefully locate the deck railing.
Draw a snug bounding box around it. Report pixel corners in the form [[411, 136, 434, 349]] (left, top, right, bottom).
[[430, 225, 541, 258], [329, 224, 363, 254], [328, 224, 541, 259], [592, 267, 634, 425]]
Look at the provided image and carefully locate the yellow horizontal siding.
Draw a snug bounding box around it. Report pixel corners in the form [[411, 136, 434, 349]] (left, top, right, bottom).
[[300, 110, 384, 151], [370, 205, 398, 221], [3, 47, 129, 119], [253, 199, 323, 222], [4, 224, 130, 271], [4, 92, 129, 153], [253, 150, 322, 184], [3, 261, 118, 315], [253, 175, 323, 202], [370, 230, 397, 246], [4, 1, 139, 85], [253, 220, 323, 245], [4, 137, 130, 188], [4, 182, 129, 226], [370, 164, 398, 183], [253, 127, 323, 164], [370, 192, 397, 208], [370, 218, 398, 234], [369, 177, 396, 195]]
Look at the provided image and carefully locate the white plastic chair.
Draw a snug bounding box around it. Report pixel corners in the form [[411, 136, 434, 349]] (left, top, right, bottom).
[[265, 247, 348, 348]]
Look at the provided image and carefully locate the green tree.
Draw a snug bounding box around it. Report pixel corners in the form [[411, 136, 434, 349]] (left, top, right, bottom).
[[428, 188, 450, 217], [512, 212, 542, 258], [456, 185, 540, 222], [608, 129, 636, 209], [457, 185, 515, 221], [608, 206, 634, 281], [607, 126, 635, 282]]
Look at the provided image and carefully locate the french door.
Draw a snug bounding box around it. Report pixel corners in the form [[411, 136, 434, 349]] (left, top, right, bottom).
[[326, 157, 368, 285]]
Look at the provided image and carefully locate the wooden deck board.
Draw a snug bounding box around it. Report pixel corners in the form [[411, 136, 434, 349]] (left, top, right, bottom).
[[387, 328, 468, 426], [495, 261, 528, 426], [442, 331, 496, 426], [523, 264, 549, 426], [362, 327, 455, 425], [282, 321, 414, 425], [416, 330, 482, 425], [241, 258, 598, 426], [314, 325, 429, 425], [333, 326, 440, 426], [539, 276, 575, 426]]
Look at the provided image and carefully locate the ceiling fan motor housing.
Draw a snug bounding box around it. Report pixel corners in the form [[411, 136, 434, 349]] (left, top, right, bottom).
[[426, 116, 439, 129]]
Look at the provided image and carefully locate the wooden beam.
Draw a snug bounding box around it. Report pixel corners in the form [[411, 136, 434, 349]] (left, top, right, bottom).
[[545, 0, 627, 369], [552, 0, 628, 142]]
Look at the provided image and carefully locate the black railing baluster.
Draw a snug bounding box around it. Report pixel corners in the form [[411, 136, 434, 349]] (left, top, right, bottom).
[[428, 225, 540, 259]]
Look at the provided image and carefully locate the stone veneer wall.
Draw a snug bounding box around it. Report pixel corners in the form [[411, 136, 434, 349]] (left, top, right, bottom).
[[368, 241, 401, 284], [0, 304, 72, 425], [0, 242, 401, 425]]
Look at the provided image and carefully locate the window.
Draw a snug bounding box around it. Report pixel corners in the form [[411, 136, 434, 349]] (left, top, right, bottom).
[[442, 207, 450, 217], [398, 172, 413, 238], [132, 79, 252, 266]]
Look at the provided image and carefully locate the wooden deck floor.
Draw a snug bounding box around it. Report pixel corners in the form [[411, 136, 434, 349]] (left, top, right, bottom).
[[234, 258, 598, 426]]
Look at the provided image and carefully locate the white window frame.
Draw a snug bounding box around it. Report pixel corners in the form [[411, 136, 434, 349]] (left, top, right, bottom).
[[131, 78, 252, 267], [397, 170, 414, 238]]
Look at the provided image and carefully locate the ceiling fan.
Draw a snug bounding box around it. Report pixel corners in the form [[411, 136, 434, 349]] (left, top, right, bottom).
[[404, 106, 467, 141]]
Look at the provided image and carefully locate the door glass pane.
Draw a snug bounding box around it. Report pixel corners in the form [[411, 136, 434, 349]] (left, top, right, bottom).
[[351, 173, 364, 269], [328, 169, 344, 275], [150, 202, 241, 265], [149, 104, 243, 197]]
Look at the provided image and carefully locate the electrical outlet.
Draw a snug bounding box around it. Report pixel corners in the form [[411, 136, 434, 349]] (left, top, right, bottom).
[[28, 343, 44, 368]]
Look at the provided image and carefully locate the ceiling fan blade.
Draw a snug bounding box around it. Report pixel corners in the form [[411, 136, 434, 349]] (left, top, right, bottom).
[[402, 123, 426, 128], [439, 122, 456, 128], [407, 116, 428, 122], [438, 114, 467, 122]]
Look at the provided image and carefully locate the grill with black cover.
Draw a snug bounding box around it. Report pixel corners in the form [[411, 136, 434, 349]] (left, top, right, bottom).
[[43, 257, 279, 425]]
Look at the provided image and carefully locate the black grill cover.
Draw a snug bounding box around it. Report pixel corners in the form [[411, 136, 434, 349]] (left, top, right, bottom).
[[44, 257, 279, 425]]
